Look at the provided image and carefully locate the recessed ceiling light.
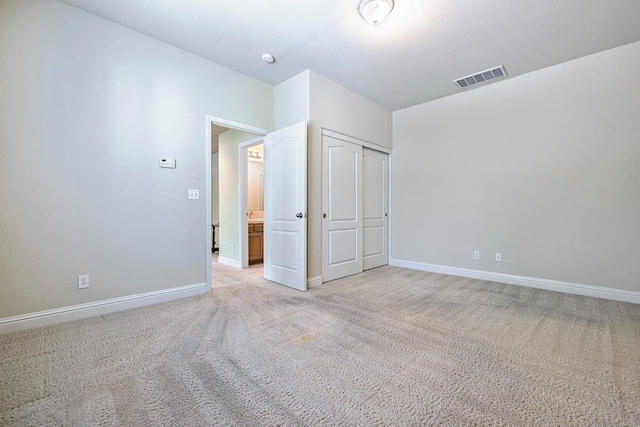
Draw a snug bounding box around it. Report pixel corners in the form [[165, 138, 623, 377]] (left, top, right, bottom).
[[358, 0, 394, 25], [262, 53, 275, 64]]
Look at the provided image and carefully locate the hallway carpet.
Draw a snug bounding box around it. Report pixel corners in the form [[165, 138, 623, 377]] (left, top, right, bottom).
[[1, 259, 639, 425]]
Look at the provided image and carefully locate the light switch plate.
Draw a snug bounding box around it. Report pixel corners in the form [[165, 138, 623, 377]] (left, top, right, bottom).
[[159, 158, 176, 168], [188, 189, 199, 200]]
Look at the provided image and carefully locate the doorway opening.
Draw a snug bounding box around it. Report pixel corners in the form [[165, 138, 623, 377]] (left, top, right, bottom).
[[206, 118, 308, 291], [239, 138, 265, 270], [205, 115, 269, 289]]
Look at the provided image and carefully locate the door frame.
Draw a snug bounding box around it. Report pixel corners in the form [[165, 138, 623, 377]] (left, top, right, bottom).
[[205, 115, 269, 287], [238, 136, 265, 269]]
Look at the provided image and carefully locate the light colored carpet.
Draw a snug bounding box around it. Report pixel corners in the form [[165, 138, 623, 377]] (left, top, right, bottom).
[[1, 258, 639, 426]]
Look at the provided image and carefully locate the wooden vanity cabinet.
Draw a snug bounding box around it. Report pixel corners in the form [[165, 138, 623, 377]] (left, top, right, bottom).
[[248, 223, 263, 264]]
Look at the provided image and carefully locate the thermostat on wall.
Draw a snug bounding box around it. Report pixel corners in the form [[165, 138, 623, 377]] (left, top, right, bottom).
[[159, 158, 176, 168]]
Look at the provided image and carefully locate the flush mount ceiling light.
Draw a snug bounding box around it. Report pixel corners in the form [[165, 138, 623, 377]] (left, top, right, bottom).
[[261, 53, 275, 64], [358, 0, 394, 25]]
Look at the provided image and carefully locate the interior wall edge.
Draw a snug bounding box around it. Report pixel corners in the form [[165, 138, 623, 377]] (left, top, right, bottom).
[[307, 276, 323, 288]]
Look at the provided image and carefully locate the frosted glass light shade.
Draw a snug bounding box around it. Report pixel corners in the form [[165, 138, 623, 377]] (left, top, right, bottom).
[[358, 0, 394, 25]]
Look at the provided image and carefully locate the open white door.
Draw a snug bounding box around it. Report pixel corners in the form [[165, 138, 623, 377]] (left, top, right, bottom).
[[263, 121, 307, 291], [322, 136, 363, 282], [363, 148, 389, 270]]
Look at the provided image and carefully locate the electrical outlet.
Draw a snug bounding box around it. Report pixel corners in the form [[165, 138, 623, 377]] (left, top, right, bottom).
[[188, 189, 199, 200], [78, 274, 89, 289], [231, 243, 235, 252], [473, 251, 480, 260], [496, 253, 502, 262]]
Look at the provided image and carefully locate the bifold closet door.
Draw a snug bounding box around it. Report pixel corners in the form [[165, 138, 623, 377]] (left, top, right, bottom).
[[363, 148, 389, 270], [322, 136, 363, 282]]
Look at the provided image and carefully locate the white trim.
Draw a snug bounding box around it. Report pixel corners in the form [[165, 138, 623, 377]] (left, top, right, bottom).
[[239, 136, 266, 149], [0, 283, 210, 335], [205, 117, 213, 289], [307, 276, 323, 288], [321, 128, 392, 154], [218, 256, 242, 269], [205, 115, 270, 136], [388, 153, 393, 268], [389, 258, 640, 304], [238, 137, 265, 269]]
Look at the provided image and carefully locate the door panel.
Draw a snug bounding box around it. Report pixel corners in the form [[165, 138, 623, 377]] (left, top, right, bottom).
[[271, 231, 297, 269], [329, 229, 358, 265], [363, 226, 384, 256], [322, 136, 362, 282], [264, 122, 307, 291], [363, 148, 389, 270]]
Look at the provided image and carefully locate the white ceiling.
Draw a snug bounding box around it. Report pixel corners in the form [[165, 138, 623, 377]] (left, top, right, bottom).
[[60, 0, 640, 111]]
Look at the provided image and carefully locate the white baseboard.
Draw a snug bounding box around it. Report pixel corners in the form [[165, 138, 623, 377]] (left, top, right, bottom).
[[0, 282, 210, 335], [389, 258, 640, 305], [307, 276, 323, 289], [218, 256, 241, 269]]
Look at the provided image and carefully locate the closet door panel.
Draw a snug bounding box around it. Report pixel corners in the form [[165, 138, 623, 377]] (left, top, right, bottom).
[[363, 148, 389, 270], [322, 136, 363, 282]]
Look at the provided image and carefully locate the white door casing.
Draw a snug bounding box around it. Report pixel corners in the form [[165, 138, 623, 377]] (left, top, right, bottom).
[[322, 136, 363, 282], [263, 121, 307, 291], [363, 148, 389, 270]]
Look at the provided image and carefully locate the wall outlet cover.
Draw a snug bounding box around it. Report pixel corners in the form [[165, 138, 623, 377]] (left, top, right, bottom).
[[78, 274, 89, 289]]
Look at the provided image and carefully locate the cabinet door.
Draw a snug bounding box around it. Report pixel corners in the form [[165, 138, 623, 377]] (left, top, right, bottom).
[[248, 226, 263, 264]]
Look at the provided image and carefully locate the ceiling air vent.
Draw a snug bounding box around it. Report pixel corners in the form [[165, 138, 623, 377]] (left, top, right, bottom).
[[454, 65, 507, 89]]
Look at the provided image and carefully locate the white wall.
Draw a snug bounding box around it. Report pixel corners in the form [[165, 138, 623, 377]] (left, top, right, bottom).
[[309, 71, 393, 150], [0, 0, 273, 319], [274, 70, 310, 130], [392, 41, 640, 293]]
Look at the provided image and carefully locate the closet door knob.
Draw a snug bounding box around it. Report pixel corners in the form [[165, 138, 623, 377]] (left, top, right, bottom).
[[296, 212, 303, 218]]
